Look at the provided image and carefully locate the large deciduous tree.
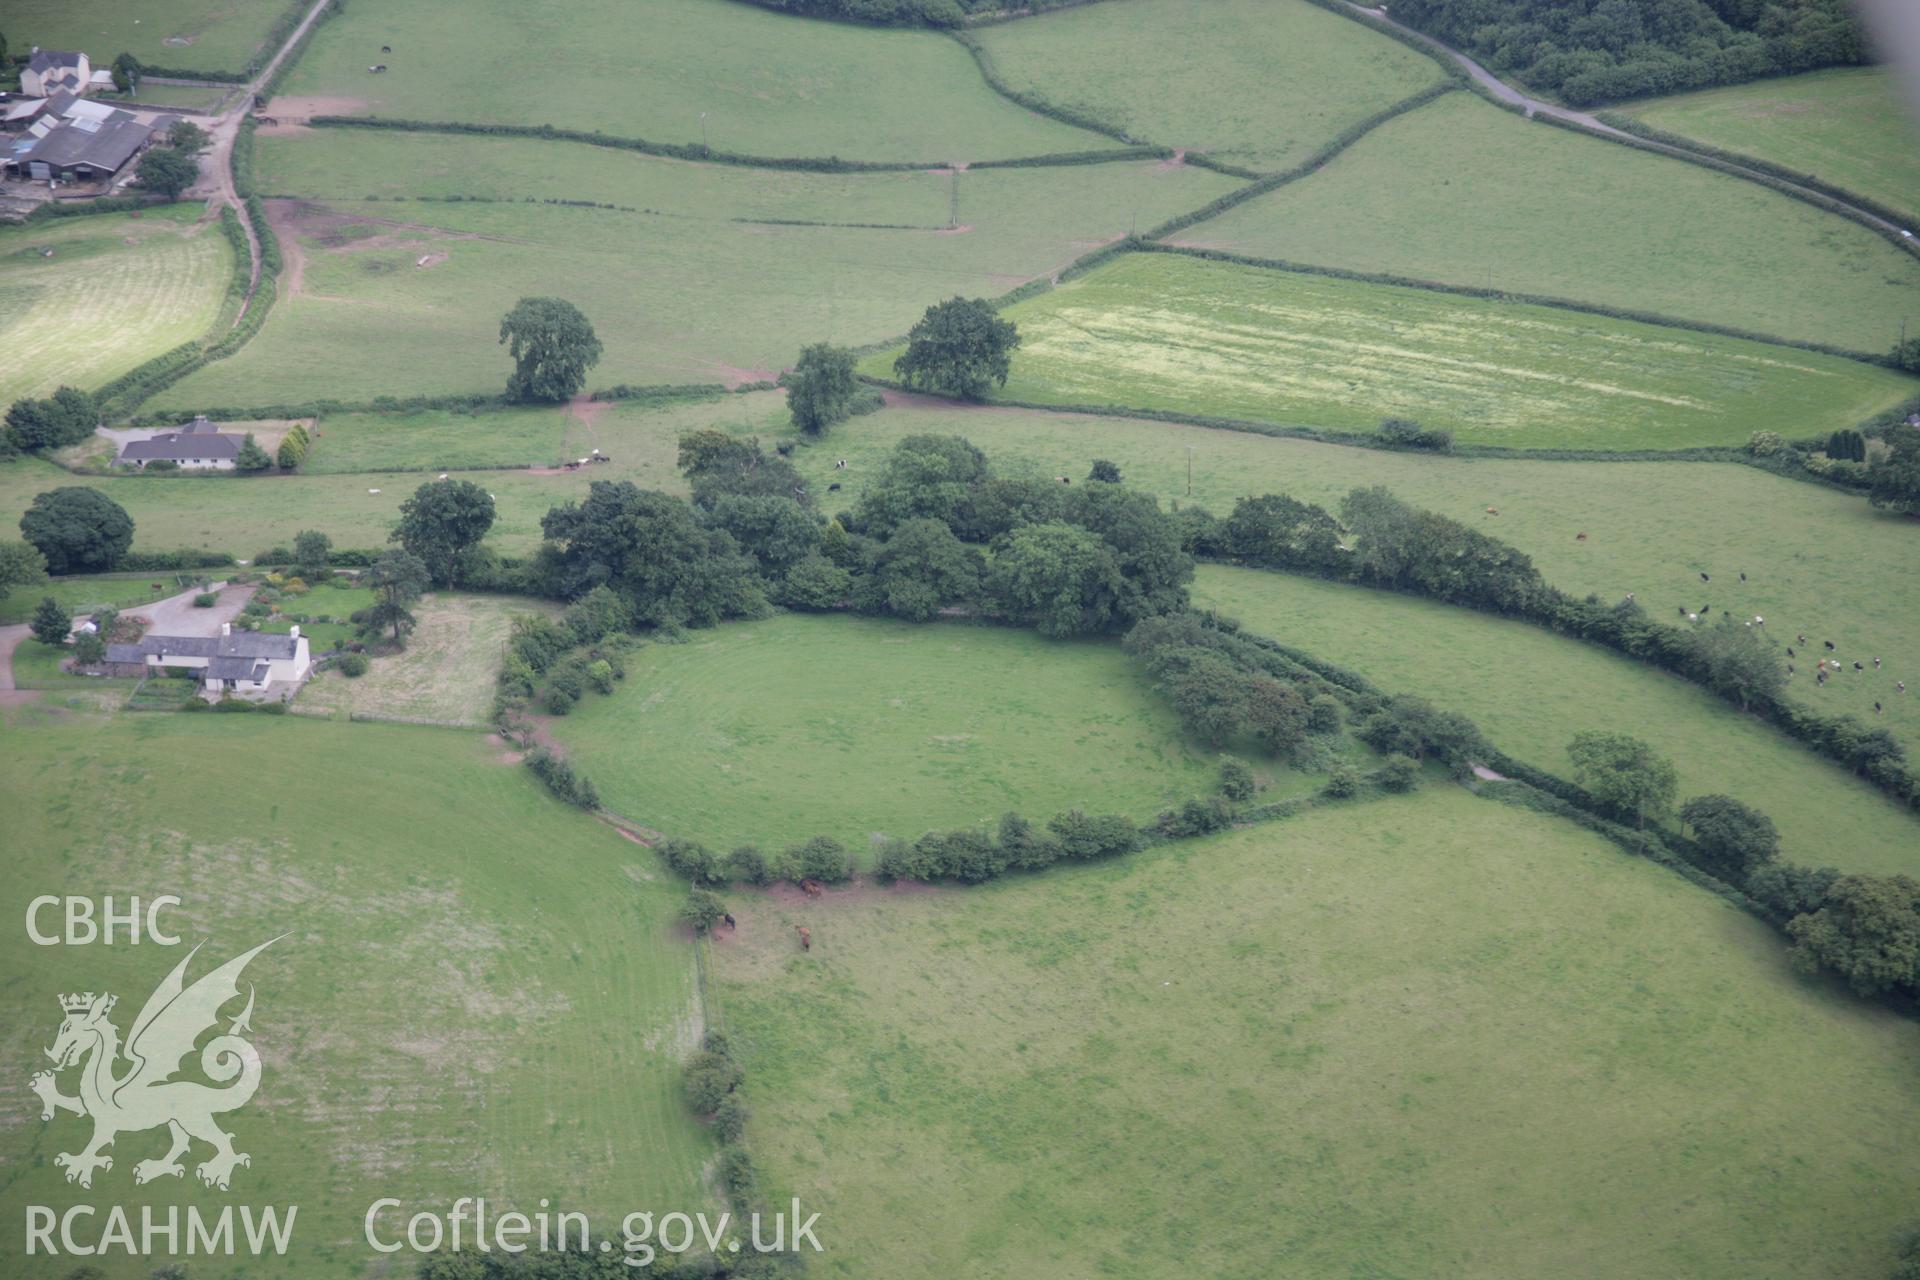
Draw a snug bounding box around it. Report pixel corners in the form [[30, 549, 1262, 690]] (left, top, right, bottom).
[[852, 433, 989, 536], [393, 479, 496, 586], [136, 146, 198, 200], [1567, 730, 1677, 828], [5, 387, 98, 452], [893, 297, 1019, 401], [539, 480, 767, 626], [20, 488, 134, 573], [1868, 423, 1920, 515], [785, 343, 859, 435], [1679, 794, 1779, 879], [111, 52, 142, 93], [1688, 614, 1785, 710], [292, 529, 332, 579], [854, 517, 982, 622], [1786, 873, 1920, 997], [499, 297, 603, 402], [988, 521, 1123, 638]]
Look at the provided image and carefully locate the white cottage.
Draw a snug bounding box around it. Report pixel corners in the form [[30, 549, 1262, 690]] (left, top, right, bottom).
[[117, 417, 244, 470], [20, 51, 91, 98], [106, 624, 312, 698]]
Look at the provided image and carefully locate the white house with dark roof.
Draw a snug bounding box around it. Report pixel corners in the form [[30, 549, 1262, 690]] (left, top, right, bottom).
[[106, 623, 312, 698], [116, 417, 244, 469], [21, 51, 91, 98]]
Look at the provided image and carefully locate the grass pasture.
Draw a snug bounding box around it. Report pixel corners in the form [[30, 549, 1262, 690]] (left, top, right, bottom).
[[0, 205, 235, 406], [0, 394, 763, 562], [298, 592, 559, 724], [715, 787, 1920, 1280], [0, 572, 190, 625], [1195, 565, 1920, 877], [4, 0, 290, 75], [973, 0, 1448, 172], [1178, 91, 1920, 354], [303, 404, 574, 474], [0, 709, 718, 1279], [154, 136, 1238, 407], [545, 613, 1294, 854], [917, 252, 1916, 448], [1622, 67, 1920, 222], [276, 0, 1100, 163], [787, 401, 1920, 754]]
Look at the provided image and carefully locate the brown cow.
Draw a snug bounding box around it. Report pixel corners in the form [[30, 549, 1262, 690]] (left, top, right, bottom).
[[795, 925, 811, 952], [800, 879, 824, 898]]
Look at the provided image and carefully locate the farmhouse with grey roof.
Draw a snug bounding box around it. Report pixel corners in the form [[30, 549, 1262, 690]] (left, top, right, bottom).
[[21, 50, 91, 98], [117, 417, 245, 469], [107, 623, 313, 698]]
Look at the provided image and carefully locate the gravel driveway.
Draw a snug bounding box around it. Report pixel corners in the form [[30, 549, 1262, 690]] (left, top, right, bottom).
[[136, 582, 256, 637]]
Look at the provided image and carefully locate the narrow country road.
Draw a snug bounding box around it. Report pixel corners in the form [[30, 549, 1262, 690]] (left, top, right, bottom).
[[191, 0, 339, 325], [0, 624, 27, 692], [1344, 3, 1918, 244]]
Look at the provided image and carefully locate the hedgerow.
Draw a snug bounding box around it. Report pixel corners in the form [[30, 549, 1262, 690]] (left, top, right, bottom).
[[1526, 110, 1920, 263], [947, 29, 1142, 145], [308, 115, 942, 173], [1145, 82, 1461, 239], [1209, 486, 1920, 814], [524, 747, 600, 809], [1595, 111, 1920, 237], [22, 195, 166, 223]]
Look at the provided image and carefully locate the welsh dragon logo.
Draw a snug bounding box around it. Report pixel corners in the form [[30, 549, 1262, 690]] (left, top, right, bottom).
[[30, 938, 282, 1191]]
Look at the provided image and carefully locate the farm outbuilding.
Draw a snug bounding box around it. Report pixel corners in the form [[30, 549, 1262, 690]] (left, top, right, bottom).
[[4, 95, 158, 184]]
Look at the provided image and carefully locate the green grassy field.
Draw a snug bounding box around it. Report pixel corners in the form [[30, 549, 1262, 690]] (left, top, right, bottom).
[[0, 395, 766, 562], [0, 205, 235, 406], [714, 787, 1920, 1280], [154, 137, 1237, 407], [1623, 67, 1920, 221], [973, 0, 1447, 172], [6, 637, 115, 691], [0, 572, 191, 625], [5, 0, 289, 75], [896, 252, 1916, 448], [1196, 564, 1920, 877], [10, 386, 1918, 752], [790, 399, 1920, 754], [0, 709, 717, 1278], [302, 404, 573, 474], [1178, 92, 1920, 354], [275, 0, 1100, 163], [111, 83, 235, 112], [546, 613, 1308, 854], [298, 592, 558, 724]]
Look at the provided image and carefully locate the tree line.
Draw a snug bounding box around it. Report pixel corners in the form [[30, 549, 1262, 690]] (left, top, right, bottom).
[[1389, 0, 1867, 106], [1188, 485, 1916, 808]]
